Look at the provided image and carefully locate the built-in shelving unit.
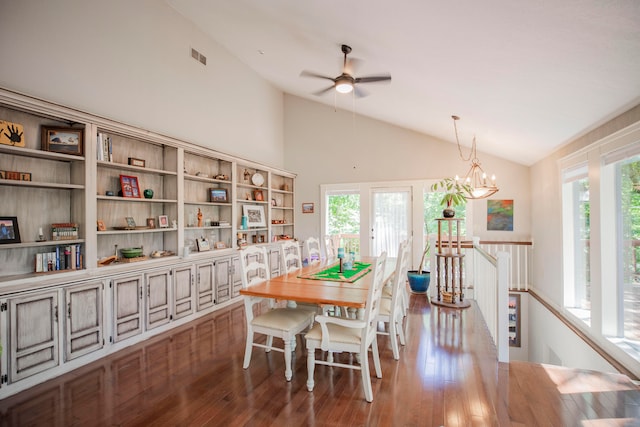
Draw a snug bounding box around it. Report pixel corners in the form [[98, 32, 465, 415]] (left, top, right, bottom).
[[0, 87, 297, 399]]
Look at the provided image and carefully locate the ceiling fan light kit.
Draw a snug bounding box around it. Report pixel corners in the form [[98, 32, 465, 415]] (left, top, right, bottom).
[[300, 44, 391, 97]]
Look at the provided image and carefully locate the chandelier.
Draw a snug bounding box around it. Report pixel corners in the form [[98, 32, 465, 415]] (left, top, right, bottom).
[[452, 115, 498, 199]]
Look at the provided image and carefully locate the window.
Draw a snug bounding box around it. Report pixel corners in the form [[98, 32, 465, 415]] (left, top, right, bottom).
[[325, 191, 360, 254], [602, 145, 640, 356], [562, 164, 591, 325]]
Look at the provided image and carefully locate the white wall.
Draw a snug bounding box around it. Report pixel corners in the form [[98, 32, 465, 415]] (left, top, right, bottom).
[[0, 0, 284, 167], [283, 95, 531, 243]]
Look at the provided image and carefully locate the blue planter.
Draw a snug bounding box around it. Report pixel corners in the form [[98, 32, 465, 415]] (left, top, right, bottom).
[[407, 270, 430, 293]]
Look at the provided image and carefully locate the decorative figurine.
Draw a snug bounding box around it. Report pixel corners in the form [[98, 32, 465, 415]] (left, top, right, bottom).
[[197, 208, 203, 227]]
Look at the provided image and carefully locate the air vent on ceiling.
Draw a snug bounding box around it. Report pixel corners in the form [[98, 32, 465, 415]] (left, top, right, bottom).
[[190, 47, 206, 66]]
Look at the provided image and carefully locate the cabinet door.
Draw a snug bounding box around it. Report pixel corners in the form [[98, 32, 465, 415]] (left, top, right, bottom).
[[173, 265, 194, 320], [146, 270, 171, 330], [231, 256, 243, 298], [64, 281, 104, 361], [112, 275, 143, 342], [9, 290, 59, 382], [196, 261, 215, 311], [214, 257, 231, 303]]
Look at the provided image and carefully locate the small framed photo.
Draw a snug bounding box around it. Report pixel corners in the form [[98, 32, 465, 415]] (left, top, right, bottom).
[[196, 237, 210, 252], [242, 205, 266, 227], [158, 215, 169, 228], [209, 188, 228, 203], [214, 241, 227, 249], [302, 202, 314, 214], [253, 190, 264, 201], [97, 219, 107, 231], [120, 174, 141, 198], [41, 126, 83, 156], [128, 157, 146, 167], [0, 217, 21, 244], [146, 218, 156, 228], [125, 217, 136, 228]]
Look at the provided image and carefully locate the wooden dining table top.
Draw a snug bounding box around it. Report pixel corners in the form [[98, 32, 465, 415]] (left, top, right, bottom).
[[239, 257, 395, 308]]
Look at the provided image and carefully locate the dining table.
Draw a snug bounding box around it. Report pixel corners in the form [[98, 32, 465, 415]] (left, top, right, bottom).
[[239, 256, 396, 312]]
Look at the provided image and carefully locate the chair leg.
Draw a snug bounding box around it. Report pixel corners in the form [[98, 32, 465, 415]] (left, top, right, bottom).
[[360, 347, 373, 402], [389, 319, 400, 360], [243, 330, 254, 369], [371, 338, 382, 379], [265, 335, 273, 352], [283, 339, 293, 381], [397, 315, 406, 346], [306, 347, 316, 391]]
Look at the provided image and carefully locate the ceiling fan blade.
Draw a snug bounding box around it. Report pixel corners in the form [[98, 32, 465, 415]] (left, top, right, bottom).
[[312, 85, 336, 96], [355, 74, 392, 84], [354, 86, 369, 98], [300, 70, 335, 81]]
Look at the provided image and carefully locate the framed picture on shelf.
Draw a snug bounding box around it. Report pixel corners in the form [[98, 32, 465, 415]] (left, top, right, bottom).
[[209, 188, 228, 203], [196, 237, 210, 252], [158, 215, 169, 228], [146, 218, 156, 228], [96, 219, 107, 231], [242, 205, 266, 227], [120, 174, 141, 198], [302, 202, 314, 214], [0, 120, 25, 147], [253, 190, 264, 201], [41, 126, 83, 156], [125, 217, 136, 228], [0, 216, 20, 244]]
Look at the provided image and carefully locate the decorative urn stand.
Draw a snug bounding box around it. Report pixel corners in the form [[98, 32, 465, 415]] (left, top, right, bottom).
[[432, 218, 471, 309]]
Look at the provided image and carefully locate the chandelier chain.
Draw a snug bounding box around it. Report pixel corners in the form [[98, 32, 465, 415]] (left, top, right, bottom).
[[453, 116, 475, 162]]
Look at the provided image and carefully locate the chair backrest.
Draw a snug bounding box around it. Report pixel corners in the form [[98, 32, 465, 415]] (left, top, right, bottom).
[[390, 241, 410, 313], [363, 252, 388, 334], [238, 245, 270, 288], [324, 235, 337, 261], [279, 240, 302, 273], [305, 237, 322, 265]]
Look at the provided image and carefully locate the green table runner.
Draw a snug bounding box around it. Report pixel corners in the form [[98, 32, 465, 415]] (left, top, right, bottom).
[[299, 261, 371, 283]]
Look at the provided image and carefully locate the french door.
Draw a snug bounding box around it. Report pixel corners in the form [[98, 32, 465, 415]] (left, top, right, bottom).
[[369, 187, 412, 257]]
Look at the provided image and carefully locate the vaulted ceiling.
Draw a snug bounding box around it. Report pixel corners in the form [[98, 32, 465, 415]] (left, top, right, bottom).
[[168, 0, 640, 165]]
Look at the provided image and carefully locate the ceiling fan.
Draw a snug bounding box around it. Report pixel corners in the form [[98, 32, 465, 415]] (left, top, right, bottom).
[[300, 44, 391, 98]]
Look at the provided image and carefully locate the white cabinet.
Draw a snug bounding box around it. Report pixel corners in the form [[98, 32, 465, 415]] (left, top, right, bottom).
[[145, 269, 171, 331], [195, 261, 215, 311], [172, 264, 194, 320], [64, 281, 104, 361], [231, 256, 242, 298], [8, 290, 59, 382], [112, 274, 144, 343]]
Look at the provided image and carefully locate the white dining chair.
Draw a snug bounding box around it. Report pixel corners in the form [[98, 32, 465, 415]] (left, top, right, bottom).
[[239, 245, 315, 381], [305, 237, 322, 265], [323, 235, 337, 261], [383, 237, 411, 317], [279, 240, 320, 312], [305, 252, 387, 402], [376, 241, 410, 360]]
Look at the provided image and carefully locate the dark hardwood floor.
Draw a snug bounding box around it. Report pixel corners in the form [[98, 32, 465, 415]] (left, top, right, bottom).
[[1, 293, 639, 426]]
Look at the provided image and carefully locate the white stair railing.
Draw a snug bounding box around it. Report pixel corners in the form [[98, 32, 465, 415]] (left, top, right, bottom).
[[472, 237, 510, 363]]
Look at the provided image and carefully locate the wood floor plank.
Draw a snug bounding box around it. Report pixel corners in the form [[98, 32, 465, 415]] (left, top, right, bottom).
[[0, 292, 638, 426]]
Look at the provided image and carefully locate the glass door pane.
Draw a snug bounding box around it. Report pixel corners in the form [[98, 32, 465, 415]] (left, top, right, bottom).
[[370, 187, 411, 257]]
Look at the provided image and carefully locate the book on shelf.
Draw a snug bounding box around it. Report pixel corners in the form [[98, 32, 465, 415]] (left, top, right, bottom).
[[51, 223, 79, 241], [96, 133, 113, 162], [35, 244, 83, 273]]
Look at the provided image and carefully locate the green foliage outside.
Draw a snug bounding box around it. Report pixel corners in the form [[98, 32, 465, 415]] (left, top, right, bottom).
[[621, 159, 640, 279], [327, 193, 361, 253]]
